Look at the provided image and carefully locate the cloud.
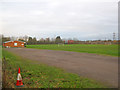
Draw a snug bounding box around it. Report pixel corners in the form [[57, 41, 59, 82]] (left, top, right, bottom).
[[30, 10, 45, 15], [1, 0, 119, 3], [0, 0, 118, 40]]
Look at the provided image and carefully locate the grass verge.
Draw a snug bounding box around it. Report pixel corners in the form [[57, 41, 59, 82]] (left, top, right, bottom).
[[2, 49, 106, 88], [26, 44, 118, 56]]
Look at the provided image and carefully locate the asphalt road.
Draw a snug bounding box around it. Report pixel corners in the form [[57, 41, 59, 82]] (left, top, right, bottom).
[[5, 48, 118, 88]]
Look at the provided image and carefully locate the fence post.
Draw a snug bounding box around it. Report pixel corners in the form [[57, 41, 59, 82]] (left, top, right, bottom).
[[2, 57, 6, 88]]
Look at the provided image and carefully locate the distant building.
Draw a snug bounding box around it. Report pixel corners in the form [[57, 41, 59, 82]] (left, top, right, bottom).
[[64, 40, 68, 44], [3, 41, 26, 48], [68, 40, 74, 44]]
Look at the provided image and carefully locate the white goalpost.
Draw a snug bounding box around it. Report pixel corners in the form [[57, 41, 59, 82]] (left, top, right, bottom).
[[58, 43, 64, 47]]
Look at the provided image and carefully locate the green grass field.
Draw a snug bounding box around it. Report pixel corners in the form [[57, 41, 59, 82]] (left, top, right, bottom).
[[26, 44, 118, 56], [2, 49, 105, 88]]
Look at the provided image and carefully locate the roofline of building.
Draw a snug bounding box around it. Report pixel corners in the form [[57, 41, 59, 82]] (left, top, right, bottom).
[[4, 40, 26, 43]]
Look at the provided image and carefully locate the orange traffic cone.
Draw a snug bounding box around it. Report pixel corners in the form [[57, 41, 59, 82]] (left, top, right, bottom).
[[16, 67, 24, 87]]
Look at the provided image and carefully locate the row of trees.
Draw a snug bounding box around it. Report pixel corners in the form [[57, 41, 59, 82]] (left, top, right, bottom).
[[1, 34, 118, 45], [27, 36, 63, 45], [1, 35, 64, 45]]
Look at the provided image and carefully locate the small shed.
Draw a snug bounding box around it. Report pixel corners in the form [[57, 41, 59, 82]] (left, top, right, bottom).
[[3, 41, 26, 48]]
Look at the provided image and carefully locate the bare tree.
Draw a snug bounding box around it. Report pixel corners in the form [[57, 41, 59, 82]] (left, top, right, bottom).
[[24, 35, 29, 42]]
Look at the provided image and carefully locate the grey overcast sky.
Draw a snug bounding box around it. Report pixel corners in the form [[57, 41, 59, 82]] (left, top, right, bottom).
[[0, 0, 119, 40]]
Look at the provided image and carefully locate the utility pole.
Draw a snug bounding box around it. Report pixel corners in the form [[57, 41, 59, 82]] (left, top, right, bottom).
[[113, 32, 116, 41]]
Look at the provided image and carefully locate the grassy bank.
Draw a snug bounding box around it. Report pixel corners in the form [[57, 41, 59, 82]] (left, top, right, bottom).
[[26, 44, 118, 56], [0, 45, 2, 59], [2, 49, 105, 88]]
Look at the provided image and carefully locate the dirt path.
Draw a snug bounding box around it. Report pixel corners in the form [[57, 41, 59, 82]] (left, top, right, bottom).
[[5, 48, 118, 87]]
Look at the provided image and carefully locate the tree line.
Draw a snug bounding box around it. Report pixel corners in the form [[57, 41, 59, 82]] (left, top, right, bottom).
[[27, 36, 64, 45], [1, 35, 64, 45], [1, 34, 119, 45]]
